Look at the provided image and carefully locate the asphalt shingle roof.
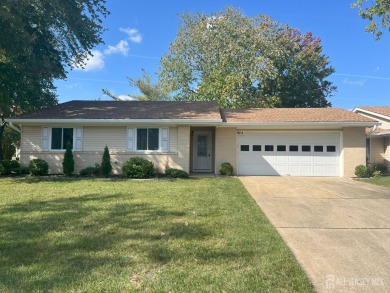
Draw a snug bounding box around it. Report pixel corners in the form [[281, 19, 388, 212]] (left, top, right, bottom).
[[13, 100, 222, 120], [356, 106, 390, 118], [223, 108, 376, 123]]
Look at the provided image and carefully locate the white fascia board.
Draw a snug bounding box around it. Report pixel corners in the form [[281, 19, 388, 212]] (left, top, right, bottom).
[[7, 118, 223, 126], [219, 121, 380, 128], [353, 108, 390, 121]]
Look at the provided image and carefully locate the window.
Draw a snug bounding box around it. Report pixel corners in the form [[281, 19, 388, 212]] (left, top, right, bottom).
[[289, 145, 298, 152], [302, 145, 311, 152], [253, 145, 262, 151], [327, 145, 336, 152], [314, 145, 323, 152], [277, 145, 286, 152], [51, 128, 73, 150], [265, 145, 274, 152], [137, 128, 159, 150], [241, 145, 249, 151]]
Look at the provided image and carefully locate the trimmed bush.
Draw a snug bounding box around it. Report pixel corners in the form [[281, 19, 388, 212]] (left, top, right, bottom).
[[165, 168, 189, 178], [29, 159, 49, 176], [101, 146, 112, 177], [122, 157, 155, 178], [219, 162, 233, 176], [0, 160, 20, 175], [62, 141, 74, 176], [354, 165, 372, 178], [373, 163, 387, 173], [79, 165, 101, 177]]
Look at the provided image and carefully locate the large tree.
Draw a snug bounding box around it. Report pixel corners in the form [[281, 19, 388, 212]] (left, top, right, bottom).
[[159, 7, 336, 108], [352, 0, 390, 40], [0, 0, 109, 159]]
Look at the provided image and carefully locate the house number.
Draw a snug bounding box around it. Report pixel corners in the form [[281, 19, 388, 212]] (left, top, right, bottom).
[[237, 131, 244, 135]]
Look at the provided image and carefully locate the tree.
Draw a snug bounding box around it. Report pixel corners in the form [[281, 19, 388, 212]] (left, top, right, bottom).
[[101, 146, 112, 177], [352, 0, 390, 40], [103, 70, 170, 101], [62, 142, 75, 176], [159, 7, 336, 108], [0, 0, 109, 155]]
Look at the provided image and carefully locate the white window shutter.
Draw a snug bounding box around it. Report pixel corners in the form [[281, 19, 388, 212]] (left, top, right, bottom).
[[41, 127, 49, 150], [74, 127, 83, 151], [161, 128, 169, 151], [127, 128, 135, 150]]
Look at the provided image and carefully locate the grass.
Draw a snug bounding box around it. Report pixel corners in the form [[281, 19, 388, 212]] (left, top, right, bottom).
[[0, 177, 313, 292], [358, 175, 390, 187]]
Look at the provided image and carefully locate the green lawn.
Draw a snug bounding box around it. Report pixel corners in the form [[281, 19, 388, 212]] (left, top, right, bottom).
[[0, 177, 313, 292], [359, 175, 390, 187]]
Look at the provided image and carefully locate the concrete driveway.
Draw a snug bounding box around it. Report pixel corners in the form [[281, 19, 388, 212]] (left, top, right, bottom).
[[240, 177, 390, 293]]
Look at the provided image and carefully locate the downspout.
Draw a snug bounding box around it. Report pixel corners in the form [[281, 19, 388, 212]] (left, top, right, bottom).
[[367, 125, 377, 136], [8, 122, 21, 134]]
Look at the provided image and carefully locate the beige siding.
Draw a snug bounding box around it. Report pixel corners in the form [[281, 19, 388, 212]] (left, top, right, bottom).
[[358, 112, 390, 129], [215, 127, 237, 175], [370, 137, 386, 164], [342, 127, 366, 177], [21, 126, 41, 152], [19, 125, 189, 175], [384, 137, 390, 171], [83, 126, 127, 151]]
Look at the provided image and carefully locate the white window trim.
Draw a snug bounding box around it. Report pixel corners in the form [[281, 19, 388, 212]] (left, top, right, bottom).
[[127, 127, 169, 152], [41, 126, 83, 151]]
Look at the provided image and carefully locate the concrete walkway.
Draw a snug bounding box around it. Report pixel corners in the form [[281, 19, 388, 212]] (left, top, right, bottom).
[[240, 176, 390, 293]]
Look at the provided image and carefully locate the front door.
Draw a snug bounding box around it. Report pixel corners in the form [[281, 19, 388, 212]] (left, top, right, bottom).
[[193, 131, 212, 172]]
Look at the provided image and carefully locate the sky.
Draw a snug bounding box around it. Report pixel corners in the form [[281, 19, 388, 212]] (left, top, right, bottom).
[[55, 0, 390, 110]]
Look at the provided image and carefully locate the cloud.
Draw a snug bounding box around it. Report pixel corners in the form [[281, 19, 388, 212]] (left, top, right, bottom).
[[104, 40, 129, 56], [119, 27, 142, 43], [342, 77, 367, 87], [116, 95, 135, 101], [74, 50, 105, 72]]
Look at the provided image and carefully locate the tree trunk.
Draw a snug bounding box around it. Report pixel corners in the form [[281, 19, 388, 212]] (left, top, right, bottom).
[[0, 115, 6, 161]]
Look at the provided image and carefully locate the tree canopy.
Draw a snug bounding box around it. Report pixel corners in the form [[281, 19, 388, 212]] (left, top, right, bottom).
[[0, 0, 109, 159], [0, 0, 109, 117], [352, 0, 390, 40], [159, 7, 336, 108]]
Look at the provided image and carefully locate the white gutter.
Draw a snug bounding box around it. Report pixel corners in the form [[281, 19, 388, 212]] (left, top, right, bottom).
[[8, 121, 21, 133], [353, 107, 390, 122], [219, 121, 380, 127]]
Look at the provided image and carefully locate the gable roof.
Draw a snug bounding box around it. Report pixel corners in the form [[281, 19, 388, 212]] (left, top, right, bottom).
[[353, 106, 390, 118], [223, 108, 376, 123], [11, 100, 222, 121]]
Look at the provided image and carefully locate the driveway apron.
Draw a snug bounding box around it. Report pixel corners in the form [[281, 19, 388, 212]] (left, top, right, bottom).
[[240, 176, 390, 293]]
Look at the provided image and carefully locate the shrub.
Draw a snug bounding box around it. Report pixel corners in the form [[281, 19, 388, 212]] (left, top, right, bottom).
[[29, 159, 49, 176], [122, 157, 155, 178], [354, 165, 373, 178], [79, 164, 101, 177], [62, 141, 74, 176], [372, 170, 382, 177], [373, 163, 387, 173], [219, 162, 233, 176], [101, 146, 112, 177], [165, 168, 189, 178], [0, 160, 20, 175]]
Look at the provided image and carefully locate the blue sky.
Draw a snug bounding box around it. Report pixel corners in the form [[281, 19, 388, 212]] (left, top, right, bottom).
[[55, 0, 390, 110]]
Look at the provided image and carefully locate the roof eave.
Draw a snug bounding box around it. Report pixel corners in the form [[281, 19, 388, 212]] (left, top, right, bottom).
[[353, 107, 390, 121], [221, 121, 380, 128], [6, 118, 223, 126]]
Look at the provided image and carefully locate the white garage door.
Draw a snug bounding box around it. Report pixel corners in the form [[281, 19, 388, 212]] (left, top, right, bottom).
[[237, 131, 341, 176]]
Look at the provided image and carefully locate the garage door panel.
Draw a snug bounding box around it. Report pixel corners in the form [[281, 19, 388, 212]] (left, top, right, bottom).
[[238, 131, 340, 177]]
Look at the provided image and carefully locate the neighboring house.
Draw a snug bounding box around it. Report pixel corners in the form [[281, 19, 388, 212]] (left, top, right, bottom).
[[353, 106, 390, 170], [8, 100, 378, 177]]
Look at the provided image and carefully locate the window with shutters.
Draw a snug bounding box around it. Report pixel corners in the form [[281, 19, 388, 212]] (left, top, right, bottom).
[[41, 127, 83, 151], [127, 127, 169, 152]]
